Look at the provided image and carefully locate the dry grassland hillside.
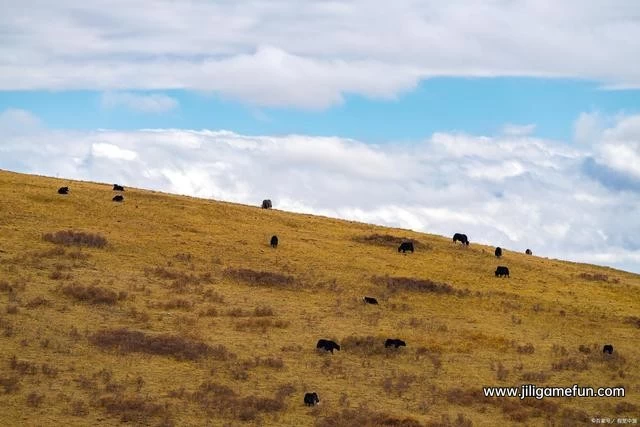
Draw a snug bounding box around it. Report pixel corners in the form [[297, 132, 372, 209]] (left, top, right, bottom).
[[0, 169, 638, 426]]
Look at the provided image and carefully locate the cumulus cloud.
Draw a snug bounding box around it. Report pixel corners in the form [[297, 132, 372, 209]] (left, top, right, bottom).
[[1, 1, 639, 108], [101, 92, 178, 113], [501, 123, 536, 136], [2, 108, 640, 272], [0, 109, 42, 136]]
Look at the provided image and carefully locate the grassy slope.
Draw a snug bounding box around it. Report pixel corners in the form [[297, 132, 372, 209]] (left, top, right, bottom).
[[0, 169, 638, 426]]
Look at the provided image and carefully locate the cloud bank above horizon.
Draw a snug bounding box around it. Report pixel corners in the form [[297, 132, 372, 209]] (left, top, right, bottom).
[[2, 0, 640, 108], [2, 108, 640, 273]]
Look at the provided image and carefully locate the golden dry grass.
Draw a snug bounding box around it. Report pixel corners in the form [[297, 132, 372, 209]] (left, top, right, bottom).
[[0, 169, 638, 426]]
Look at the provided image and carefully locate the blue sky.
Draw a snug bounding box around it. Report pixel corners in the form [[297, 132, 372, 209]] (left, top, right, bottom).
[[1, 78, 639, 142], [2, 0, 640, 273]]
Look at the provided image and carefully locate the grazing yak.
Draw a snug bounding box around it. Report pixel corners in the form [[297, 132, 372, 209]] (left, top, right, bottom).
[[603, 344, 614, 355], [453, 233, 469, 246], [385, 339, 406, 349], [525, 249, 533, 255], [262, 199, 272, 209], [270, 235, 278, 248], [113, 184, 125, 191], [57, 186, 69, 195], [495, 247, 502, 257], [304, 392, 320, 406], [112, 195, 124, 202], [363, 296, 378, 305], [398, 241, 414, 253], [495, 266, 510, 278], [316, 339, 340, 353]]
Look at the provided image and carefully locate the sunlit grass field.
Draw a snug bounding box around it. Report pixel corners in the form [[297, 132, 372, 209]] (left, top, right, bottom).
[[0, 169, 638, 426]]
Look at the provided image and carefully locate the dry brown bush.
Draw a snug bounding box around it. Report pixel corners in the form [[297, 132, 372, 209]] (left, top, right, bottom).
[[624, 316, 640, 329], [253, 305, 275, 317], [551, 357, 589, 371], [41, 363, 59, 378], [615, 402, 639, 415], [190, 381, 285, 421], [516, 343, 535, 354], [9, 356, 38, 375], [374, 276, 468, 296], [382, 373, 417, 397], [520, 371, 548, 382], [70, 400, 89, 417], [89, 328, 233, 361], [61, 283, 123, 305], [26, 392, 45, 407], [0, 376, 20, 393], [225, 268, 295, 288], [98, 393, 166, 423], [316, 408, 423, 427], [353, 234, 430, 250], [202, 289, 225, 303], [43, 230, 107, 248], [25, 296, 51, 309], [341, 335, 388, 355], [427, 413, 473, 427], [578, 272, 619, 283], [146, 267, 212, 292]]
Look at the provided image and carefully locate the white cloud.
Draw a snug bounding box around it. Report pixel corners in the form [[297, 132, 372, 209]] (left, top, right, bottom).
[[2, 108, 640, 272], [0, 109, 42, 135], [91, 142, 138, 161], [573, 112, 604, 144], [501, 124, 536, 136], [590, 113, 640, 179], [101, 92, 178, 113], [1, 1, 639, 108]]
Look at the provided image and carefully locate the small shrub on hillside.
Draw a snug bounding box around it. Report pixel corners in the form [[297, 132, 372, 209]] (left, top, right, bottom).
[[34, 247, 66, 258], [89, 328, 233, 361], [25, 296, 51, 309], [190, 381, 285, 421], [381, 373, 417, 397], [316, 408, 422, 427], [41, 363, 59, 378], [374, 276, 468, 296], [275, 383, 296, 400], [520, 371, 548, 382], [624, 316, 640, 329], [9, 356, 38, 375], [26, 392, 44, 408], [353, 234, 430, 250], [199, 306, 218, 317], [0, 376, 20, 393], [98, 393, 166, 423], [578, 272, 619, 283], [225, 268, 295, 288], [253, 305, 275, 317], [516, 343, 535, 354], [43, 230, 107, 248], [173, 253, 193, 263], [551, 357, 589, 371], [202, 289, 225, 303], [341, 335, 388, 356], [428, 413, 474, 427], [615, 402, 639, 415], [6, 304, 18, 314], [61, 283, 120, 305], [70, 400, 89, 417]]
